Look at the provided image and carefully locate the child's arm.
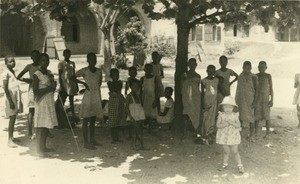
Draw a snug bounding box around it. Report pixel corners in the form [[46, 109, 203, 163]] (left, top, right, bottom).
[[16, 65, 32, 84], [294, 74, 299, 88], [268, 74, 274, 107], [216, 113, 228, 129], [125, 81, 129, 96], [71, 69, 89, 90], [126, 95, 135, 122], [201, 80, 205, 109], [99, 69, 102, 87], [3, 75, 15, 109], [140, 77, 144, 104], [160, 99, 173, 116], [33, 74, 55, 102], [229, 69, 239, 86], [153, 76, 160, 108], [252, 74, 259, 108], [231, 114, 241, 128], [58, 62, 64, 90], [160, 64, 164, 78]]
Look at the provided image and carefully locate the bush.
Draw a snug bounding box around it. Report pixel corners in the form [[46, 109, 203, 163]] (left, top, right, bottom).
[[148, 35, 176, 59], [223, 41, 240, 55]]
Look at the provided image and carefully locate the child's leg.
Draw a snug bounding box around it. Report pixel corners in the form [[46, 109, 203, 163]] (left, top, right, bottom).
[[89, 117, 101, 146], [115, 127, 122, 142], [69, 95, 75, 116], [82, 119, 89, 145], [28, 108, 35, 138], [249, 123, 255, 140], [265, 120, 271, 137], [136, 121, 145, 150], [182, 115, 189, 138], [8, 115, 17, 148], [41, 128, 54, 152], [58, 90, 68, 105], [110, 127, 116, 144], [36, 127, 42, 152], [230, 145, 242, 166], [222, 145, 230, 166], [297, 105, 300, 128], [128, 125, 133, 139], [254, 120, 259, 135]]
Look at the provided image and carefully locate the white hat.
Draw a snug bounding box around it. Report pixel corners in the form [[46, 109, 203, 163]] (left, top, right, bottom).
[[220, 96, 238, 107]]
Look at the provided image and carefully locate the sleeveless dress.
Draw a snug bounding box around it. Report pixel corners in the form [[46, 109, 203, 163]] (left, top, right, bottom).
[[201, 77, 219, 136], [182, 75, 201, 129], [255, 73, 271, 121], [26, 64, 39, 108], [216, 112, 241, 145], [2, 69, 21, 118], [142, 76, 157, 118], [127, 93, 145, 122], [58, 60, 78, 96], [34, 70, 58, 128]]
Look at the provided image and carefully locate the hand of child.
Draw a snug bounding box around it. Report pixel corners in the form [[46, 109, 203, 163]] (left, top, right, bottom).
[[22, 78, 32, 84], [9, 100, 15, 109]]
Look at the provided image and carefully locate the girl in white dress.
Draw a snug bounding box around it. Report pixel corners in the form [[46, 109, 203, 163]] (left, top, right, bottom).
[[216, 96, 244, 174]]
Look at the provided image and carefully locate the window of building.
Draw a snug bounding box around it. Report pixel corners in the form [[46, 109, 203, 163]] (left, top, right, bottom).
[[233, 24, 238, 37], [277, 27, 300, 42], [189, 26, 196, 41], [196, 25, 203, 41], [61, 17, 80, 42], [204, 25, 221, 41]]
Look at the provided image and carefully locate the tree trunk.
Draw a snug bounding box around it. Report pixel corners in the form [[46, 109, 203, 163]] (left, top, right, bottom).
[[103, 29, 112, 81], [173, 4, 191, 133]]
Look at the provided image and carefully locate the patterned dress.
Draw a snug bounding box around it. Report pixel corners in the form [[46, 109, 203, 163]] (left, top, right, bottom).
[[34, 70, 58, 128], [58, 60, 78, 96], [255, 73, 271, 121], [25, 64, 39, 108], [142, 76, 157, 119], [235, 72, 258, 124], [2, 69, 21, 118], [215, 68, 235, 104], [201, 77, 219, 137], [75, 67, 103, 119], [216, 112, 241, 145], [182, 75, 201, 129]]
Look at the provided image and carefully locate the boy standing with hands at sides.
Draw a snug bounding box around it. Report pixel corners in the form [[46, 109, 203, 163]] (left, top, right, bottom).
[[126, 80, 148, 150], [58, 49, 78, 119], [73, 53, 103, 150], [3, 56, 22, 148], [140, 64, 159, 130], [235, 61, 258, 142], [255, 61, 273, 138], [125, 66, 140, 96], [215, 55, 238, 104], [17, 50, 40, 140]]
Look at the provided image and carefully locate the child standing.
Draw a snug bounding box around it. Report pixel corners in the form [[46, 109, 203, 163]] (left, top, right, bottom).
[[215, 55, 238, 104], [2, 56, 22, 148], [33, 53, 58, 155], [293, 73, 300, 128], [255, 61, 273, 138], [235, 61, 258, 141], [157, 87, 174, 125], [17, 50, 40, 140], [150, 51, 164, 99], [216, 96, 244, 174], [181, 58, 201, 138], [201, 65, 219, 142], [74, 53, 103, 150], [140, 64, 159, 129], [107, 68, 126, 144], [125, 66, 140, 96], [126, 80, 147, 150], [58, 49, 78, 118]]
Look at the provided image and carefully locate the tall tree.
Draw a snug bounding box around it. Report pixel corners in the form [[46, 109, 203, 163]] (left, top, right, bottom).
[[141, 0, 300, 132]]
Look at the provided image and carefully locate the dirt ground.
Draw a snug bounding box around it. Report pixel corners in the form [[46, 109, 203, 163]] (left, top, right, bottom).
[[1, 42, 300, 184]]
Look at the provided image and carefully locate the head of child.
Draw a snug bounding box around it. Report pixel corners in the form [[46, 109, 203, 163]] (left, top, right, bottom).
[[38, 53, 50, 69], [87, 52, 97, 67], [31, 50, 40, 64], [242, 61, 252, 74], [152, 51, 160, 64], [110, 68, 119, 81], [164, 87, 173, 99], [207, 65, 216, 77], [188, 58, 197, 71], [5, 56, 15, 69], [128, 66, 137, 78], [129, 80, 140, 95], [219, 55, 228, 69], [220, 96, 237, 114], [144, 64, 153, 76], [258, 61, 267, 73], [63, 49, 71, 61]]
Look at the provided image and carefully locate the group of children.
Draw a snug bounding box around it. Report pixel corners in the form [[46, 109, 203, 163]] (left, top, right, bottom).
[[2, 48, 277, 172]]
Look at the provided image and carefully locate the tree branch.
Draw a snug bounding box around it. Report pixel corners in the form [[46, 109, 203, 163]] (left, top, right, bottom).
[[190, 9, 234, 26]]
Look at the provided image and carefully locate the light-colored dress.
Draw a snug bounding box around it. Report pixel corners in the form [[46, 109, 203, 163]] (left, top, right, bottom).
[[235, 72, 257, 124], [58, 60, 78, 95], [201, 78, 219, 136], [25, 64, 39, 108], [182, 75, 201, 129], [34, 70, 58, 128], [151, 63, 164, 97], [293, 73, 300, 105], [2, 69, 21, 118], [127, 93, 145, 122], [215, 68, 235, 103], [157, 98, 174, 124], [142, 76, 157, 118], [216, 112, 241, 145], [75, 67, 103, 119], [255, 73, 271, 121]]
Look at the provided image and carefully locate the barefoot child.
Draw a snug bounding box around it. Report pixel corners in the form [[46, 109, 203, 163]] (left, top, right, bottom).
[[33, 53, 58, 155], [181, 58, 201, 138], [293, 73, 300, 128], [215, 55, 238, 104], [150, 51, 164, 103], [126, 80, 147, 150], [74, 53, 103, 150], [235, 61, 258, 141], [107, 68, 126, 144], [157, 87, 174, 126], [140, 64, 159, 129], [217, 96, 244, 174], [58, 49, 78, 118], [255, 61, 273, 138], [3, 56, 22, 148], [201, 65, 219, 143], [125, 66, 140, 96], [17, 50, 40, 140]]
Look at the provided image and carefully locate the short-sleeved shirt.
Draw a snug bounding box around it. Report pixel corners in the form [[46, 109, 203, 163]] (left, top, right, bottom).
[[157, 98, 174, 124], [215, 69, 236, 96]]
